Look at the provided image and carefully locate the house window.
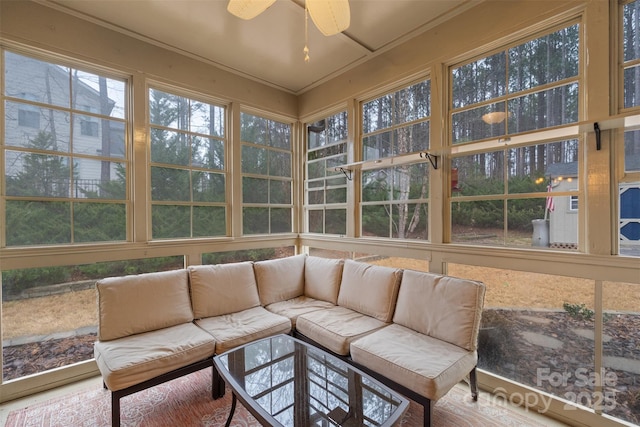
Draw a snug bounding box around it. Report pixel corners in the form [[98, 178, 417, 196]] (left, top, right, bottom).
[[360, 79, 431, 240], [305, 111, 348, 235], [570, 195, 578, 211], [622, 0, 640, 109], [17, 108, 39, 128], [80, 118, 99, 137], [77, 105, 99, 137], [16, 93, 40, 128], [625, 129, 640, 172], [149, 87, 226, 239], [2, 50, 128, 246], [240, 112, 292, 234]]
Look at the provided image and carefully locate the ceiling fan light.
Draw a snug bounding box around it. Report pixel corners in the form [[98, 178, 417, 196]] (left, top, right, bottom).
[[482, 111, 509, 124], [227, 0, 276, 20], [307, 0, 350, 36]]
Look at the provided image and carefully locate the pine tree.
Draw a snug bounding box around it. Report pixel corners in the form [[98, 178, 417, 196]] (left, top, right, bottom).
[[6, 131, 71, 198]]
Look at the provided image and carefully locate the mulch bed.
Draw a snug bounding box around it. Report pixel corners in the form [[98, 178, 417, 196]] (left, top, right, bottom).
[[2, 310, 639, 424], [479, 309, 640, 424], [3, 333, 96, 380]]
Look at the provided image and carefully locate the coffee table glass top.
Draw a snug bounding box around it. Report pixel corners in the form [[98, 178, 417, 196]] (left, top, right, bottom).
[[214, 334, 409, 427]]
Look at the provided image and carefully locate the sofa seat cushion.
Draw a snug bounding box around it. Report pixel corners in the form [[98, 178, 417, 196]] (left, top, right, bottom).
[[350, 324, 477, 401], [296, 306, 388, 356], [195, 306, 291, 354], [265, 296, 335, 326], [94, 322, 216, 392]]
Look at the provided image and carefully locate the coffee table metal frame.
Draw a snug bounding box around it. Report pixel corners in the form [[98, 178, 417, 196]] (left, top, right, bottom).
[[213, 334, 409, 427]]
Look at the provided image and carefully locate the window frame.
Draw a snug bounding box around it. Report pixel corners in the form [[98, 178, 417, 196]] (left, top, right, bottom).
[[2, 48, 130, 247], [449, 19, 582, 147], [304, 110, 349, 236], [147, 84, 228, 240], [620, 0, 640, 112], [239, 110, 294, 235], [358, 77, 432, 241], [446, 19, 584, 250], [616, 0, 640, 256]]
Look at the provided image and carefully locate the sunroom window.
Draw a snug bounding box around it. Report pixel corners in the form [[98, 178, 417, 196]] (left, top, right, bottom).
[[451, 139, 580, 248], [240, 112, 293, 234], [623, 0, 640, 109], [149, 88, 226, 239], [3, 50, 127, 246], [619, 1, 640, 257], [360, 79, 431, 240], [449, 23, 581, 249], [452, 23, 579, 144], [305, 111, 348, 235]]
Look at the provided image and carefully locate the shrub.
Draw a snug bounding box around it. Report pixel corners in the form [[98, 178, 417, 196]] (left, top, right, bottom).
[[478, 309, 519, 370], [2, 267, 71, 299], [562, 302, 595, 321]]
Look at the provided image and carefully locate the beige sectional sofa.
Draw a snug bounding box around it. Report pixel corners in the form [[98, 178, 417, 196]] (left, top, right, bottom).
[[94, 254, 485, 427]]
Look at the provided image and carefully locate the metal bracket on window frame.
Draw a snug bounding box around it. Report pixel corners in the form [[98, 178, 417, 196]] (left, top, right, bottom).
[[335, 167, 353, 181], [594, 122, 601, 151], [420, 151, 438, 170]]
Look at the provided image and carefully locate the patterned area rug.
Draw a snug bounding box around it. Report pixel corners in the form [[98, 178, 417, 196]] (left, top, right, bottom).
[[5, 369, 552, 426]]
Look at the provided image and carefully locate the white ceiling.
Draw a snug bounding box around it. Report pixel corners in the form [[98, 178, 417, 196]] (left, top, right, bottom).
[[44, 0, 475, 94]]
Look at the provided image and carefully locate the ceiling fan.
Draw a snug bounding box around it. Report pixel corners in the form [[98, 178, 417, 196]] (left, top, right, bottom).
[[227, 0, 351, 36]]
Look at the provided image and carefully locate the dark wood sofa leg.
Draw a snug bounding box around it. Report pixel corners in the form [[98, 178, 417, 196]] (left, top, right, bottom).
[[469, 366, 478, 401], [111, 392, 121, 427]]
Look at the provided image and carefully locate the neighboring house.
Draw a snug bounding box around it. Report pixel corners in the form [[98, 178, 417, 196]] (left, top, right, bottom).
[[4, 53, 124, 197], [546, 157, 640, 253], [620, 153, 640, 255], [545, 162, 579, 249]]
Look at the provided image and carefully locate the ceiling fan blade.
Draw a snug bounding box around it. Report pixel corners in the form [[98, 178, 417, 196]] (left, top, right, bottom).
[[307, 0, 350, 36], [227, 0, 277, 20]]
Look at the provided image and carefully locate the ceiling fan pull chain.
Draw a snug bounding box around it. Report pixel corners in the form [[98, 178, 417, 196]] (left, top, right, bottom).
[[304, 4, 310, 63]]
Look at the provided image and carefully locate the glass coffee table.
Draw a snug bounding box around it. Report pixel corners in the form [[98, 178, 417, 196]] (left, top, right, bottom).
[[213, 334, 409, 427]]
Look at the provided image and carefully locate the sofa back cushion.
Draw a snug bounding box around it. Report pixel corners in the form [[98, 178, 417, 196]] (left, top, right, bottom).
[[304, 256, 344, 304], [189, 262, 260, 318], [337, 260, 402, 322], [253, 254, 306, 306], [97, 269, 193, 341], [393, 269, 486, 351]]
